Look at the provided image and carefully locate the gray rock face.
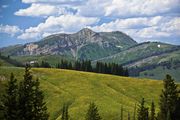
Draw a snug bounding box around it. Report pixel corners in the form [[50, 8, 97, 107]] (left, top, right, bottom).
[[0, 28, 137, 60]]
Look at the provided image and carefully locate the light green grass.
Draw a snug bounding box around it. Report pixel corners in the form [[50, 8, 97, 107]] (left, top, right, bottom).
[[0, 67, 165, 120], [12, 55, 74, 67]]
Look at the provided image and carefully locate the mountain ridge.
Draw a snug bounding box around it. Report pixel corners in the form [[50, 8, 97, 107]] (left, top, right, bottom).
[[0, 28, 180, 81], [0, 28, 137, 60]]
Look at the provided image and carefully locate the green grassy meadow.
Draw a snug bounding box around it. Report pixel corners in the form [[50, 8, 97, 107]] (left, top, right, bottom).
[[0, 67, 165, 120]]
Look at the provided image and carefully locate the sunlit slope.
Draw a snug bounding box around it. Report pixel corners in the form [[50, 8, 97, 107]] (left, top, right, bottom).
[[0, 67, 163, 120]]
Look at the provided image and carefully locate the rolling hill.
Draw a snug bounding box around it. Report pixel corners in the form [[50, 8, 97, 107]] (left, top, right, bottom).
[[93, 42, 179, 65], [0, 67, 165, 120]]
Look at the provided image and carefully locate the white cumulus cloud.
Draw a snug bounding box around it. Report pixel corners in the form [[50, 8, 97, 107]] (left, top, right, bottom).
[[0, 24, 22, 36], [105, 0, 180, 17], [91, 16, 180, 43], [22, 0, 84, 4], [15, 4, 58, 17], [12, 0, 180, 44], [17, 14, 99, 40]]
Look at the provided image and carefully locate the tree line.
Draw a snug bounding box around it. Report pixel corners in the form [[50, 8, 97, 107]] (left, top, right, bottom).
[[33, 60, 129, 77], [0, 66, 179, 120], [55, 60, 128, 77]]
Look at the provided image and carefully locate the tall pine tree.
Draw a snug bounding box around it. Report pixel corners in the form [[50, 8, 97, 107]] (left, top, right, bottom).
[[159, 74, 179, 120], [2, 73, 19, 120], [137, 98, 149, 120], [18, 65, 49, 120], [18, 65, 35, 120], [133, 103, 136, 120], [150, 101, 155, 120], [86, 102, 101, 120], [174, 97, 180, 119], [120, 105, 123, 120], [61, 103, 69, 120], [128, 112, 131, 120], [33, 79, 49, 120]]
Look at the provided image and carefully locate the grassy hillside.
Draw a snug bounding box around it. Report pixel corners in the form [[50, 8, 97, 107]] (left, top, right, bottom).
[[139, 66, 180, 81], [94, 42, 178, 64], [12, 55, 74, 67], [125, 49, 180, 68], [0, 67, 165, 120]]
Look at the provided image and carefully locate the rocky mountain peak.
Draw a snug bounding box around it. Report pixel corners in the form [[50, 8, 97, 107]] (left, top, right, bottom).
[[76, 28, 96, 37]]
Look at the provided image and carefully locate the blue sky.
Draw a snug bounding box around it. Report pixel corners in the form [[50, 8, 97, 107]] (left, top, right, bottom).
[[0, 0, 180, 47]]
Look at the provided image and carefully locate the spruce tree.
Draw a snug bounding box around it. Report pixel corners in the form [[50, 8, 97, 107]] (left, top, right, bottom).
[[167, 110, 171, 120], [18, 65, 35, 120], [0, 100, 4, 119], [33, 79, 49, 120], [137, 98, 149, 120], [61, 104, 65, 120], [86, 102, 101, 120], [121, 105, 123, 120], [174, 97, 180, 119], [159, 74, 179, 120], [150, 101, 155, 120], [133, 103, 136, 120], [128, 112, 131, 120], [61, 104, 69, 120], [68, 62, 72, 69], [18, 65, 49, 120], [2, 73, 19, 120]]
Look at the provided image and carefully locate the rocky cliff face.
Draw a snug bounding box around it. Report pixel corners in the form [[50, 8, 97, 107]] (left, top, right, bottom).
[[0, 28, 137, 60]]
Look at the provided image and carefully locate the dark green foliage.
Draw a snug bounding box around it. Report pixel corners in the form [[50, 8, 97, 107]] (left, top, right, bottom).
[[56, 60, 129, 76], [174, 97, 180, 119], [33, 79, 49, 120], [120, 106, 123, 120], [18, 65, 49, 120], [133, 103, 136, 120], [167, 111, 171, 120], [33, 62, 40, 68], [137, 98, 149, 120], [18, 65, 35, 120], [1, 73, 19, 120], [158, 74, 179, 120], [95, 62, 129, 76], [86, 102, 101, 120], [0, 101, 3, 119], [61, 104, 69, 120], [150, 101, 155, 120], [74, 61, 81, 71], [56, 59, 128, 76], [40, 61, 51, 68], [128, 112, 130, 120]]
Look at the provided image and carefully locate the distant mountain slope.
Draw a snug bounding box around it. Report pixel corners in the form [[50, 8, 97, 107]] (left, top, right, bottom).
[[93, 42, 179, 64], [94, 42, 180, 80], [0, 28, 137, 60], [0, 54, 23, 67], [0, 67, 163, 120]]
